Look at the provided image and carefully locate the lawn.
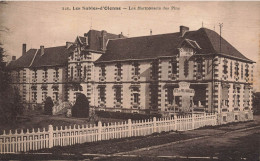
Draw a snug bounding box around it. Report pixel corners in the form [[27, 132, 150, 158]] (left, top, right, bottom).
[[0, 110, 126, 134]]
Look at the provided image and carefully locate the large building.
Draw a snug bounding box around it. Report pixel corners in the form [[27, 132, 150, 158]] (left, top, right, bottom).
[[8, 26, 255, 122], [8, 30, 124, 109], [94, 26, 255, 121], [8, 45, 69, 106]]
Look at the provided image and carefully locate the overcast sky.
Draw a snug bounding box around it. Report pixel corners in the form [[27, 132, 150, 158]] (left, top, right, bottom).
[[0, 1, 259, 90]]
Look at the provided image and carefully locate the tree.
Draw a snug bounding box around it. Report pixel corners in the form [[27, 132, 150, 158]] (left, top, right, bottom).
[[0, 45, 24, 123], [44, 97, 54, 115], [72, 93, 89, 118]]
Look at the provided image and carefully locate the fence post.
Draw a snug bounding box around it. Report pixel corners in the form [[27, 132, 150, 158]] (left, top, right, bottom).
[[192, 114, 195, 129], [128, 119, 132, 137], [98, 121, 102, 141], [48, 125, 53, 148], [153, 117, 157, 133], [204, 112, 207, 126]]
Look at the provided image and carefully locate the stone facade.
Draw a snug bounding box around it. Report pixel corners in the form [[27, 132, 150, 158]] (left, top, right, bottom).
[[8, 26, 255, 122]]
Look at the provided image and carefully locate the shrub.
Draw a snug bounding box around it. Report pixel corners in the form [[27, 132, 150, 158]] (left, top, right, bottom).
[[72, 93, 89, 118], [95, 111, 161, 120], [44, 97, 54, 115]]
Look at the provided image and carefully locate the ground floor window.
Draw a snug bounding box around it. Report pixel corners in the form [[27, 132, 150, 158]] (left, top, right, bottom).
[[168, 88, 173, 105], [115, 87, 121, 103], [53, 92, 58, 101], [133, 93, 139, 104], [100, 87, 105, 102]]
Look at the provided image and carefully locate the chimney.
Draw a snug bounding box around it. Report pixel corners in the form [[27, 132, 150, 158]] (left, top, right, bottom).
[[119, 32, 123, 38], [101, 30, 107, 51], [12, 56, 16, 61], [180, 26, 189, 37], [22, 44, 26, 56], [40, 46, 44, 56], [150, 29, 152, 35]]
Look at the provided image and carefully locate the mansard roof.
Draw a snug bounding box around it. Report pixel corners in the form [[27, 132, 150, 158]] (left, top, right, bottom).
[[96, 28, 254, 63], [31, 46, 69, 68], [7, 49, 38, 69], [84, 29, 125, 52], [8, 46, 69, 69]]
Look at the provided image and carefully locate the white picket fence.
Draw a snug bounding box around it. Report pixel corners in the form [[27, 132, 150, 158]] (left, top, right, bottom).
[[0, 113, 217, 154]]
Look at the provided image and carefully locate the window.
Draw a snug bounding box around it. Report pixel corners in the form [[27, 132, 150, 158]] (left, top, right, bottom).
[[168, 88, 173, 105], [101, 65, 106, 76], [197, 59, 203, 74], [77, 68, 81, 77], [84, 66, 87, 78], [223, 116, 227, 122], [43, 68, 48, 79], [115, 87, 121, 103], [134, 62, 139, 76], [133, 93, 139, 104], [55, 68, 59, 78], [100, 87, 105, 102], [152, 61, 158, 78], [241, 64, 243, 79], [133, 87, 139, 104], [71, 66, 73, 78], [223, 64, 228, 74], [32, 92, 37, 101], [230, 62, 233, 78], [171, 58, 177, 75], [116, 63, 122, 76], [53, 92, 58, 101], [245, 68, 249, 77], [184, 59, 189, 77], [235, 63, 239, 76], [42, 92, 47, 101]]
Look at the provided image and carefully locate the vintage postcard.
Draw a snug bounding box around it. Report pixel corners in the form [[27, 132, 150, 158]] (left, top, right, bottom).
[[0, 1, 259, 160]]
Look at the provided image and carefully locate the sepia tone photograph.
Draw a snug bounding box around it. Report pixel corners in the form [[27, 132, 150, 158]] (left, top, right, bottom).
[[0, 1, 259, 160]]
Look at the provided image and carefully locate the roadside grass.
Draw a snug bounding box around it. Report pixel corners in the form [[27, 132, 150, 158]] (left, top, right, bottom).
[[32, 131, 195, 155], [0, 110, 126, 134]]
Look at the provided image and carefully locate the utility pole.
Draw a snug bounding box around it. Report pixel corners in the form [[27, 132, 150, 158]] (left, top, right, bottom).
[[219, 23, 223, 53], [90, 17, 92, 30]]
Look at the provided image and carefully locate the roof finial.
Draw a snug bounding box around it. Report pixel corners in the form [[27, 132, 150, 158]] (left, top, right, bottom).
[[150, 29, 152, 35], [202, 21, 204, 28]]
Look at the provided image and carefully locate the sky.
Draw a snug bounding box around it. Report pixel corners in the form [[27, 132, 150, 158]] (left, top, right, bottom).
[[0, 1, 259, 90]]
